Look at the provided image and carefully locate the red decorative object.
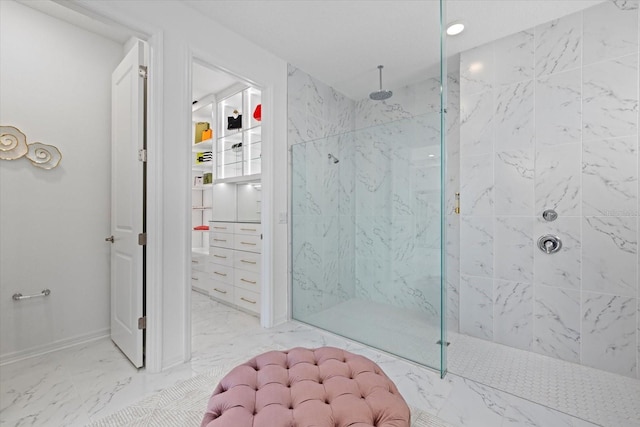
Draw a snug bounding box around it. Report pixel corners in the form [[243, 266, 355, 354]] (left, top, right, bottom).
[[253, 104, 261, 121], [193, 225, 209, 230]]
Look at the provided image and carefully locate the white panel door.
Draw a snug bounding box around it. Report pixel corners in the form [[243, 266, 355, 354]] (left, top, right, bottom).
[[110, 40, 145, 368]]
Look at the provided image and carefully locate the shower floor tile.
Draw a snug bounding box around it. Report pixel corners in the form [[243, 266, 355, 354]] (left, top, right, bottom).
[[448, 333, 640, 427]]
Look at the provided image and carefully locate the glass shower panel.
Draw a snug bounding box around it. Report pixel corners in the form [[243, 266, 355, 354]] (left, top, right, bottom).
[[292, 113, 443, 369]]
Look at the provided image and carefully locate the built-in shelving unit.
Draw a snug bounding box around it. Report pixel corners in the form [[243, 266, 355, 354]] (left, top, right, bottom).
[[216, 86, 261, 181], [191, 102, 214, 253]]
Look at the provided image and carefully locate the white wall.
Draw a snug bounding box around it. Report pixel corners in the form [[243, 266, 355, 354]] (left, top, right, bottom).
[[0, 1, 123, 363], [73, 0, 289, 370]]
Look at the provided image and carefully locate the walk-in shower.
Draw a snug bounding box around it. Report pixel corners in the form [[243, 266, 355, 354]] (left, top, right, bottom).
[[291, 1, 640, 423], [289, 0, 447, 375]]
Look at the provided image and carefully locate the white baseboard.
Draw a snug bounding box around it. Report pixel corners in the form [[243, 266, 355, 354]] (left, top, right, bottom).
[[0, 328, 110, 366]]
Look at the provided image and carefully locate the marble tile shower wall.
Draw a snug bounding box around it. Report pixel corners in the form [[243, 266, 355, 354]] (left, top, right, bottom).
[[289, 64, 357, 320], [458, 0, 640, 378], [289, 63, 461, 330], [353, 76, 460, 328]]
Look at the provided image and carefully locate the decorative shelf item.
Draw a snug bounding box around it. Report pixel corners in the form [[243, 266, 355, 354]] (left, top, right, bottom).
[[0, 126, 62, 169]]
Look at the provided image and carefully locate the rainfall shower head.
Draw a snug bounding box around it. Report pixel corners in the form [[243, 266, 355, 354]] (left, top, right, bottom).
[[369, 65, 393, 101], [328, 153, 340, 164]]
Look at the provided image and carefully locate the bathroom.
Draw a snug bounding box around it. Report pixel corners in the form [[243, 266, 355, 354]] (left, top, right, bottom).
[[0, 0, 638, 425]]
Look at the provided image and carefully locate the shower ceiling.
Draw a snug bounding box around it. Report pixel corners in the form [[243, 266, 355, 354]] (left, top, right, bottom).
[[183, 0, 605, 99]]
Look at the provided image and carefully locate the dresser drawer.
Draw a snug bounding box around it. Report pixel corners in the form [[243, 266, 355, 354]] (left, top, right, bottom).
[[234, 223, 261, 236], [210, 231, 234, 249], [191, 269, 210, 293], [234, 234, 262, 253], [191, 254, 208, 273], [209, 247, 234, 267], [234, 288, 260, 314], [209, 281, 233, 304], [210, 264, 233, 285], [209, 222, 235, 233], [233, 251, 261, 273], [234, 270, 260, 292]]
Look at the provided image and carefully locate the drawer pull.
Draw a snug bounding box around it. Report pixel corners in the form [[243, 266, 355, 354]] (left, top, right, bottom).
[[213, 288, 227, 294], [191, 260, 198, 264], [240, 297, 256, 304], [240, 241, 257, 245], [214, 239, 227, 242], [213, 226, 228, 230], [214, 271, 227, 277], [191, 277, 199, 281], [241, 278, 257, 284], [213, 254, 227, 259], [241, 260, 257, 264], [240, 228, 257, 232]]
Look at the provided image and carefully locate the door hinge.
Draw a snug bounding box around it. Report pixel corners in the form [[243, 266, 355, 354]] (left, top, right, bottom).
[[138, 316, 147, 330], [138, 232, 147, 246], [138, 65, 148, 79], [138, 149, 147, 162]]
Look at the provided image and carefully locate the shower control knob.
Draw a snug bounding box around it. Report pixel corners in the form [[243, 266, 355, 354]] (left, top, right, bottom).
[[537, 234, 562, 254]]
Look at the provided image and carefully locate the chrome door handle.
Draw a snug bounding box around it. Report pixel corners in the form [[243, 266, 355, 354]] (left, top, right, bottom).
[[105, 235, 114, 243]]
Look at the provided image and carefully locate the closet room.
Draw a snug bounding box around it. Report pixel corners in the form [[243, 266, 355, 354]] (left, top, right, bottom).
[[191, 61, 262, 317]]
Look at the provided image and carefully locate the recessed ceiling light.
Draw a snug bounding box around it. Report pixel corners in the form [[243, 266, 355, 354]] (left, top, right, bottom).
[[446, 22, 465, 36], [428, 154, 435, 158]]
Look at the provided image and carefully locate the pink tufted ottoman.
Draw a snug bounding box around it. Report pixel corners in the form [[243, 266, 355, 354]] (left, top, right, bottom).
[[201, 346, 410, 427]]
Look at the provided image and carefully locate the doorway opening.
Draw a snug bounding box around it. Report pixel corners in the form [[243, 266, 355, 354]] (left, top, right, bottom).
[[189, 59, 265, 357]]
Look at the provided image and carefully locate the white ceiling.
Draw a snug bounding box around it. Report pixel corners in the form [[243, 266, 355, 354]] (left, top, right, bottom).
[[21, 0, 606, 100], [183, 0, 605, 99]]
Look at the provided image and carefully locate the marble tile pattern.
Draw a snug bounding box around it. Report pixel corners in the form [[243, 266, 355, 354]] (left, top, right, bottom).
[[581, 292, 638, 377], [459, 275, 493, 340], [494, 148, 534, 216], [582, 0, 639, 66], [290, 65, 455, 323], [289, 65, 357, 319], [3, 291, 632, 427], [534, 11, 582, 77], [583, 53, 638, 142], [493, 279, 533, 351], [459, 2, 640, 378], [534, 285, 581, 363], [535, 69, 582, 146], [582, 136, 638, 216], [535, 142, 582, 216], [582, 216, 637, 297]]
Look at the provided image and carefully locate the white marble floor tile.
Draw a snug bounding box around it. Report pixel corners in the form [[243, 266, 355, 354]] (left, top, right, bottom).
[[1, 291, 639, 427]]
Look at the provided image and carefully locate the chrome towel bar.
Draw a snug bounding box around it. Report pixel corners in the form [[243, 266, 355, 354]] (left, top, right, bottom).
[[12, 289, 51, 301]]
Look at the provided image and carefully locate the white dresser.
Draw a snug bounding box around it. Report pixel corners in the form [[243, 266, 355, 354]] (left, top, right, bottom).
[[208, 221, 261, 315]]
